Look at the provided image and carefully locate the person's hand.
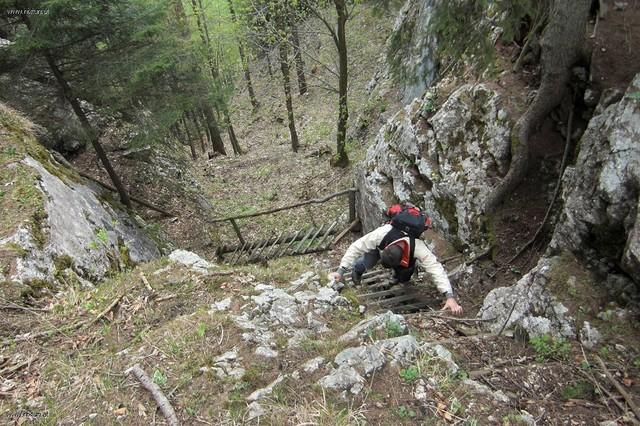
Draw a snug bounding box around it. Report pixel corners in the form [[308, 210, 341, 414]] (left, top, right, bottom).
[[328, 271, 343, 282], [442, 298, 463, 315]]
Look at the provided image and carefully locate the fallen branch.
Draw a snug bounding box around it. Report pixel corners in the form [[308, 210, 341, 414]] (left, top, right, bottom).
[[50, 151, 175, 217], [85, 293, 125, 327], [498, 300, 518, 336], [155, 294, 177, 303], [140, 273, 154, 292], [125, 364, 179, 426], [0, 359, 31, 376], [2, 293, 124, 344], [577, 368, 634, 423], [595, 355, 640, 422], [426, 314, 497, 323]]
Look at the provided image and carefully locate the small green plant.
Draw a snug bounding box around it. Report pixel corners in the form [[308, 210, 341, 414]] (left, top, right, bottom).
[[560, 381, 594, 401], [397, 405, 416, 418], [152, 369, 167, 387], [96, 228, 109, 243], [454, 369, 469, 380], [633, 357, 640, 369], [399, 366, 420, 382], [385, 320, 404, 338], [450, 397, 462, 415], [599, 346, 611, 358], [3, 145, 17, 156], [529, 334, 571, 362], [629, 92, 640, 100], [197, 323, 206, 338]]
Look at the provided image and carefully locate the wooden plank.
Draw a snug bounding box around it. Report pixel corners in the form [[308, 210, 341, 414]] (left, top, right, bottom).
[[386, 299, 439, 313], [315, 220, 338, 250], [302, 224, 325, 252], [276, 229, 303, 257], [227, 240, 245, 264], [344, 269, 390, 283], [363, 280, 395, 291], [292, 227, 316, 254], [372, 294, 422, 307], [249, 238, 272, 262], [229, 219, 246, 246], [330, 220, 359, 246], [263, 230, 285, 259], [360, 287, 407, 299]]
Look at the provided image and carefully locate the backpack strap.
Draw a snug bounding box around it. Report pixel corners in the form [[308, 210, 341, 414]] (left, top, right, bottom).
[[378, 227, 404, 251], [408, 235, 416, 267]]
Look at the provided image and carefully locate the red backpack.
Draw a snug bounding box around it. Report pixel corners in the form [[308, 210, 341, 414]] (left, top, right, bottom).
[[385, 204, 432, 238]]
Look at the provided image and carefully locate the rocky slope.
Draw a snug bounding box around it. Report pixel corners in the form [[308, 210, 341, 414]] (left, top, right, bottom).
[[0, 103, 159, 301]]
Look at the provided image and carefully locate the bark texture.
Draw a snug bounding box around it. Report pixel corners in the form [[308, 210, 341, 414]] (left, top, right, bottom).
[[278, 40, 300, 153], [484, 0, 590, 212]]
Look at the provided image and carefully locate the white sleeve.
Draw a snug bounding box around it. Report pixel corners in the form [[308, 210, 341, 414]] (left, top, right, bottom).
[[414, 240, 453, 295], [339, 225, 392, 269]]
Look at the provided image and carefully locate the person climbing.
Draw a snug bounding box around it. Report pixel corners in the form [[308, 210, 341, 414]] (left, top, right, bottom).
[[328, 204, 463, 315]]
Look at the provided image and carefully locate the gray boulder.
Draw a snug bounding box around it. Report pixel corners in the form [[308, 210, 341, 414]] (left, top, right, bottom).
[[478, 256, 575, 338], [339, 311, 407, 342], [356, 84, 511, 251], [317, 365, 366, 396], [3, 156, 158, 285], [550, 73, 640, 284], [168, 250, 215, 274]]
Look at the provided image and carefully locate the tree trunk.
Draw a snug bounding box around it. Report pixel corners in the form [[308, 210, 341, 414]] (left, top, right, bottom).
[[189, 110, 206, 153], [223, 107, 243, 155], [228, 0, 259, 110], [333, 0, 349, 167], [291, 24, 308, 96], [203, 104, 227, 155], [266, 51, 274, 78], [191, 0, 242, 155], [199, 108, 213, 149], [170, 123, 182, 141], [43, 51, 132, 208], [182, 117, 197, 160], [484, 0, 590, 212], [239, 43, 259, 110], [278, 40, 300, 153]]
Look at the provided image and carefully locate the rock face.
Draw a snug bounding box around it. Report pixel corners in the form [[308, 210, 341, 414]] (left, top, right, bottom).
[[356, 84, 511, 251], [386, 0, 439, 103], [2, 156, 159, 285], [550, 73, 640, 285], [478, 256, 575, 338], [0, 74, 88, 153]]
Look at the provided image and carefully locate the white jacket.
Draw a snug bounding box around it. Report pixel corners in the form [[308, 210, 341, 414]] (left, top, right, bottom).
[[339, 224, 453, 295]]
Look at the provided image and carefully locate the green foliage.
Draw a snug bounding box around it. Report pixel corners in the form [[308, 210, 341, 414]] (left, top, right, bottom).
[[95, 228, 109, 244], [529, 334, 571, 362], [634, 357, 640, 369], [152, 369, 168, 387], [399, 366, 420, 382], [425, 0, 549, 75], [385, 320, 404, 338], [629, 92, 640, 100], [560, 381, 594, 401], [397, 405, 417, 418], [197, 323, 207, 338]]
